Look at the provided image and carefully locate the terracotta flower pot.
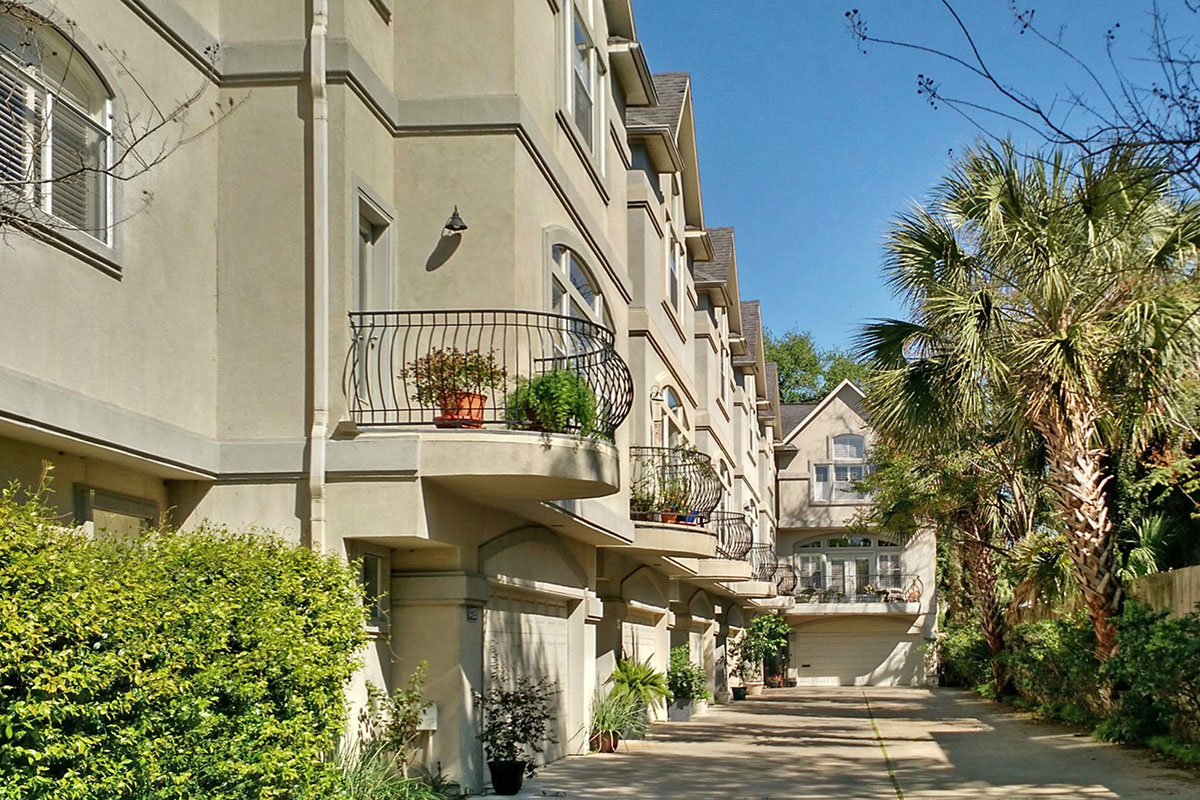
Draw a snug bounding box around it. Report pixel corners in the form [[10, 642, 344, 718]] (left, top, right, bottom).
[[434, 391, 486, 428], [487, 760, 526, 796], [660, 512, 678, 524], [589, 730, 621, 753]]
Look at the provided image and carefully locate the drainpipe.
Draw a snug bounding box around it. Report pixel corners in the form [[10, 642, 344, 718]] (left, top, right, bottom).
[[308, 0, 330, 552]]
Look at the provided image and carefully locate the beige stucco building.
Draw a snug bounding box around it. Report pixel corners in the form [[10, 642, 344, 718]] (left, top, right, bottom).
[[0, 0, 813, 792], [775, 381, 938, 686]]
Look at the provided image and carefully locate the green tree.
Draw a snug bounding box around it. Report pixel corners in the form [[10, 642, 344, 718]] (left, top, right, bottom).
[[860, 142, 1200, 661], [764, 327, 870, 403]]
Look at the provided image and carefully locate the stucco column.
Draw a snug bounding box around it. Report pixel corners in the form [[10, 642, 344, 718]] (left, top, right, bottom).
[[390, 572, 488, 794], [595, 598, 626, 683]]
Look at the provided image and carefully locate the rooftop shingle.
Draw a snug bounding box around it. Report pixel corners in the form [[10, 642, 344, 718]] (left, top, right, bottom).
[[628, 72, 689, 134], [736, 300, 762, 366], [780, 403, 819, 434], [696, 226, 733, 284]]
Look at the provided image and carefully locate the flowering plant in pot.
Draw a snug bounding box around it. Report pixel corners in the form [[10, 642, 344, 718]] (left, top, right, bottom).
[[666, 646, 709, 722], [474, 664, 558, 795], [404, 348, 505, 428], [658, 478, 688, 525]]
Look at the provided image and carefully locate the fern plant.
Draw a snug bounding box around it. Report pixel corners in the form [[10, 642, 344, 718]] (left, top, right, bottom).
[[505, 369, 599, 437], [608, 656, 670, 713]]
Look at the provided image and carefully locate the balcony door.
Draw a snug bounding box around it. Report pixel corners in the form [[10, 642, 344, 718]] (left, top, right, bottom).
[[351, 203, 392, 408], [828, 556, 870, 599]]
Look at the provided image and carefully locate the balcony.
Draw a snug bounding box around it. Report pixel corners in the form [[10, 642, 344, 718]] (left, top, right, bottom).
[[720, 543, 778, 598], [711, 511, 753, 560], [622, 445, 722, 558], [342, 310, 633, 500], [786, 573, 925, 616]]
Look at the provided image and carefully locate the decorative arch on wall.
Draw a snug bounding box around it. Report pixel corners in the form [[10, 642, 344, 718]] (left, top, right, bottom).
[[618, 565, 669, 609], [687, 588, 715, 620], [479, 525, 589, 589]]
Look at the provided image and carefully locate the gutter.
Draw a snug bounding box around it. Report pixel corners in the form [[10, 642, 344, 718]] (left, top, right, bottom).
[[308, 0, 330, 552]]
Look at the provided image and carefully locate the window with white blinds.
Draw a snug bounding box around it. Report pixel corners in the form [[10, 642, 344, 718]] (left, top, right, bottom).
[[0, 14, 110, 241]]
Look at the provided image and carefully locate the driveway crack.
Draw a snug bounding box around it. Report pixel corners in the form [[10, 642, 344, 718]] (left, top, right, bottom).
[[862, 689, 905, 800]]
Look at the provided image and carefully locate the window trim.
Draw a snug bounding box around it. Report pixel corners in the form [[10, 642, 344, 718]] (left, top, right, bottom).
[[549, 243, 607, 327], [561, 0, 607, 177], [356, 549, 390, 631]]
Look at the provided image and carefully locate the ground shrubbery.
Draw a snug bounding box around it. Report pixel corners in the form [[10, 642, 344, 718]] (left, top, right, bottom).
[[0, 485, 368, 800], [1000, 614, 1102, 724], [937, 604, 1200, 767], [935, 623, 991, 689]]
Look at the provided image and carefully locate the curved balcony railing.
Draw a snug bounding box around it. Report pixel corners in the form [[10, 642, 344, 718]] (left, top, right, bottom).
[[747, 544, 778, 583], [793, 573, 924, 604], [773, 564, 798, 596], [629, 446, 723, 526], [710, 511, 753, 560], [345, 310, 634, 439]]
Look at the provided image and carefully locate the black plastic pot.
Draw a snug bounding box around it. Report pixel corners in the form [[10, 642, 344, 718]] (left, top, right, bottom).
[[667, 698, 692, 722], [732, 686, 748, 701], [488, 760, 526, 796]]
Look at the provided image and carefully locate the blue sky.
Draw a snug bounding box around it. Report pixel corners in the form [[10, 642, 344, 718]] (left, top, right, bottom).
[[634, 1, 1174, 350]]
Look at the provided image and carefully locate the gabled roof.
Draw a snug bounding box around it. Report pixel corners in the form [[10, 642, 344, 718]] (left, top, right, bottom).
[[780, 379, 868, 445], [780, 403, 819, 435], [628, 72, 688, 134]]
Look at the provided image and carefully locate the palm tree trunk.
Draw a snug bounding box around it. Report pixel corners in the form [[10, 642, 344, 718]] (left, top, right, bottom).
[[1041, 412, 1123, 662], [960, 524, 1008, 696]]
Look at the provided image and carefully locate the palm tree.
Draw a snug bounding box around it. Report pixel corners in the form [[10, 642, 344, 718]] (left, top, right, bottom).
[[860, 142, 1200, 661]]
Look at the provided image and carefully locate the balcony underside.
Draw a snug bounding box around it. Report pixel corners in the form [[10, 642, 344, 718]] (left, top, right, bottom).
[[617, 521, 717, 558], [419, 429, 620, 500], [673, 557, 752, 582], [785, 601, 921, 617], [722, 579, 776, 598]]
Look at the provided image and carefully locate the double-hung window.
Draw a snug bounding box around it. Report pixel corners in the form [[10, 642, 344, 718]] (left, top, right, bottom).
[[0, 14, 112, 241], [667, 235, 681, 313], [566, 0, 604, 164], [813, 434, 869, 503]]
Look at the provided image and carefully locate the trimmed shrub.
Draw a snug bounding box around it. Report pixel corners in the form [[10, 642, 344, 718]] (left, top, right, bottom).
[[937, 622, 992, 689], [999, 614, 1102, 724], [1100, 602, 1200, 746], [0, 485, 368, 800]]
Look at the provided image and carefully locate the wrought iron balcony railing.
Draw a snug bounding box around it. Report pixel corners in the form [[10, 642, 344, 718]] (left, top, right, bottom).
[[747, 544, 778, 583], [793, 573, 924, 604], [773, 563, 798, 596], [710, 511, 753, 560], [629, 446, 722, 526], [345, 309, 634, 439]]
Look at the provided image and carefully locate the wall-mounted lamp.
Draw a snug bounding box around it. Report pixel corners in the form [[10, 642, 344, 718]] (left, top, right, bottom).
[[443, 206, 468, 234], [649, 389, 665, 403]]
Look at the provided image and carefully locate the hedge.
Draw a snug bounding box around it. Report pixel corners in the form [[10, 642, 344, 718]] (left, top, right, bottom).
[[937, 604, 1200, 767], [0, 485, 368, 800]]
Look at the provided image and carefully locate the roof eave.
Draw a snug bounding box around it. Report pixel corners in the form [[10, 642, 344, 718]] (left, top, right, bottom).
[[607, 40, 659, 107], [627, 123, 685, 173]]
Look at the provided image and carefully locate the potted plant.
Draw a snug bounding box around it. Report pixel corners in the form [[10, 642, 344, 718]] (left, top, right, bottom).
[[732, 685, 748, 701], [608, 656, 669, 732], [629, 479, 658, 523], [658, 478, 688, 525], [666, 646, 709, 722], [404, 347, 505, 428], [506, 369, 600, 437], [474, 665, 558, 796], [588, 687, 644, 753], [731, 615, 791, 697]]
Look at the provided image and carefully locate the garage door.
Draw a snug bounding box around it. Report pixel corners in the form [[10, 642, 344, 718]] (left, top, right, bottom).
[[484, 592, 569, 760], [621, 613, 660, 664], [792, 631, 923, 686]]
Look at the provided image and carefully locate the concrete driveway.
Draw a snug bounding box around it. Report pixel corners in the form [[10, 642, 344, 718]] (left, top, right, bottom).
[[518, 687, 1200, 799]]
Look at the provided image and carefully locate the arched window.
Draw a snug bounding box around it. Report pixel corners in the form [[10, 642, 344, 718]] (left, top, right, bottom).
[[659, 385, 687, 448], [1, 13, 111, 239], [832, 434, 865, 461], [550, 245, 608, 327]]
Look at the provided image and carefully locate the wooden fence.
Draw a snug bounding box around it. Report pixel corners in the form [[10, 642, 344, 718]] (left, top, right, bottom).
[[1127, 565, 1200, 617]]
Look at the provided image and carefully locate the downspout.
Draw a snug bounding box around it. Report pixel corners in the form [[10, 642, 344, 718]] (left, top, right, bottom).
[[308, 0, 330, 552]]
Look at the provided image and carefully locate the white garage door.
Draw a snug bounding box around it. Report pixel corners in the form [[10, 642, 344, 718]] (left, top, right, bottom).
[[621, 616, 660, 663], [792, 631, 923, 686], [484, 592, 570, 761]]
